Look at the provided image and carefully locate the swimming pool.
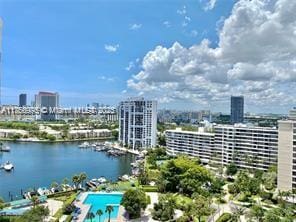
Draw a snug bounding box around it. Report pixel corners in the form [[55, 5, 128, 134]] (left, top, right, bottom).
[[83, 193, 123, 222]]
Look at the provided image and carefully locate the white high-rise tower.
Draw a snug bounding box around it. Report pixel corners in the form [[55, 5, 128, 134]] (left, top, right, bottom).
[[0, 17, 3, 105], [119, 97, 157, 150]]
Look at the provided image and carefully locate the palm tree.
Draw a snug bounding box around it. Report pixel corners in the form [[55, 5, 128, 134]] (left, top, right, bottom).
[[72, 174, 80, 190], [231, 205, 245, 222], [0, 196, 4, 210], [31, 196, 39, 208], [86, 212, 95, 222], [96, 209, 103, 222], [51, 181, 59, 190], [248, 204, 264, 222], [79, 172, 87, 187], [62, 177, 69, 185], [105, 205, 114, 222]]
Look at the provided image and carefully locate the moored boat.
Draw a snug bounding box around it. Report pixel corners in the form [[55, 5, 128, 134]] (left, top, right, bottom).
[[0, 143, 10, 152], [78, 142, 90, 148], [3, 161, 14, 171]]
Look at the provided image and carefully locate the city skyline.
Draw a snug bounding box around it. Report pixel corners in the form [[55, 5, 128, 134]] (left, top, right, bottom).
[[0, 0, 296, 114]]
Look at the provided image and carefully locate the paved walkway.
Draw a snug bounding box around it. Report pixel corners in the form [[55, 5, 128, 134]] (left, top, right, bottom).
[[75, 200, 91, 222]]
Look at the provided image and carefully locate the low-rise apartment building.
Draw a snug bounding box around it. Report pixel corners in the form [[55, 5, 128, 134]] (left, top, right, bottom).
[[68, 129, 111, 139], [165, 124, 278, 171], [214, 124, 278, 171], [166, 128, 214, 163]]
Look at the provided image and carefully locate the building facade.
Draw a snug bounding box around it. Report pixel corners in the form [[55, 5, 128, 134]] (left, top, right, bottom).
[[165, 124, 278, 171], [118, 97, 157, 150], [277, 120, 296, 191], [214, 124, 278, 171], [0, 17, 3, 105], [230, 96, 244, 124], [35, 91, 59, 121], [19, 93, 27, 107], [166, 128, 215, 163]]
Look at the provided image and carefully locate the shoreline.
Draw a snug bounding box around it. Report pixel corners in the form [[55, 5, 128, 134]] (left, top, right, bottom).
[[0, 136, 115, 143]]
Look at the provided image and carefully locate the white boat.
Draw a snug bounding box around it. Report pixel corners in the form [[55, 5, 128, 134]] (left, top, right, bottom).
[[37, 187, 50, 196], [97, 177, 107, 184], [3, 161, 14, 171], [78, 142, 90, 148], [0, 143, 10, 152]]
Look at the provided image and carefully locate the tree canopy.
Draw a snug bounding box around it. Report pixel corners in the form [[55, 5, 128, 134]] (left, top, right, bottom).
[[121, 189, 149, 219]]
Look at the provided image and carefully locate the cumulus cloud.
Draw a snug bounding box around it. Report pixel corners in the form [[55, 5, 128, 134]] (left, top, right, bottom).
[[127, 0, 296, 109], [104, 44, 119, 52]]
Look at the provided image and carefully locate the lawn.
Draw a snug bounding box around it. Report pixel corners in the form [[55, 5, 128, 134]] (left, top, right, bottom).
[[53, 192, 77, 220]]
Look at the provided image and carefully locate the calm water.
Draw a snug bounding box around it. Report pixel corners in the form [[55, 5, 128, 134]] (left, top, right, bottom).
[[0, 141, 134, 201]]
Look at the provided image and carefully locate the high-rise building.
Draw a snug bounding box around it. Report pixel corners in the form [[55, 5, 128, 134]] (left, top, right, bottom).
[[277, 120, 296, 191], [118, 97, 157, 150], [0, 17, 3, 105], [230, 96, 244, 124], [19, 93, 27, 107], [35, 91, 59, 121]]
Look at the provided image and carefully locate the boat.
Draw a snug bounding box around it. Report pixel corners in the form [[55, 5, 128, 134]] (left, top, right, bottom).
[[118, 174, 130, 181], [97, 177, 107, 184], [37, 187, 50, 196], [3, 161, 14, 171], [78, 142, 90, 148], [94, 146, 107, 152], [0, 143, 10, 152]]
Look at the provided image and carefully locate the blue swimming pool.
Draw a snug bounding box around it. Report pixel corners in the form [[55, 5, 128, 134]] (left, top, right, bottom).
[[83, 193, 123, 222]]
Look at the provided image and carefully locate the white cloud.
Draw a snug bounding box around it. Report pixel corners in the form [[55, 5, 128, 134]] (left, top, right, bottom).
[[177, 6, 187, 15], [185, 16, 191, 22], [98, 75, 115, 81], [201, 0, 217, 11], [104, 44, 119, 52], [190, 30, 198, 37], [125, 58, 141, 71], [125, 61, 135, 71], [127, 0, 296, 109], [129, 23, 142, 30], [163, 21, 171, 28]]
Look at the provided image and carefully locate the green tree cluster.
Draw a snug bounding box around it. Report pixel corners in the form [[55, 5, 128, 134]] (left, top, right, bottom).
[[157, 156, 215, 197], [15, 206, 49, 222], [152, 194, 176, 221], [120, 189, 149, 219]]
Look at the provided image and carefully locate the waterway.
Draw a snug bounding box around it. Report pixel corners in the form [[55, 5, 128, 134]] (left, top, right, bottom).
[[0, 141, 134, 201]]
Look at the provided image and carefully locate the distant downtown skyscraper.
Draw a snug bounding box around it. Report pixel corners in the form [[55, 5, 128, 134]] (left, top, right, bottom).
[[118, 97, 157, 150], [19, 93, 27, 107], [230, 96, 244, 124], [35, 91, 59, 121]]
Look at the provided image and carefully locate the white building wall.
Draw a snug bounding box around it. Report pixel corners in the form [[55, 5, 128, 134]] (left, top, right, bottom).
[[118, 98, 157, 150], [165, 125, 278, 171], [277, 120, 295, 191]]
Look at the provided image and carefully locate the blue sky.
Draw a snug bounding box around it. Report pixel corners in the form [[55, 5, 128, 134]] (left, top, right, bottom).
[[0, 0, 234, 108]]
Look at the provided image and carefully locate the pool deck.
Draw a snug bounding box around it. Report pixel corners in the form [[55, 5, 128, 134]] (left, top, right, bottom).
[[75, 200, 91, 222], [74, 191, 124, 222]]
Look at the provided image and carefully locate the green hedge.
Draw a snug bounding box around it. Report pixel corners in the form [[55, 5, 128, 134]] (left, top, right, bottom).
[[47, 190, 75, 198], [141, 185, 158, 192], [216, 213, 232, 222]]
